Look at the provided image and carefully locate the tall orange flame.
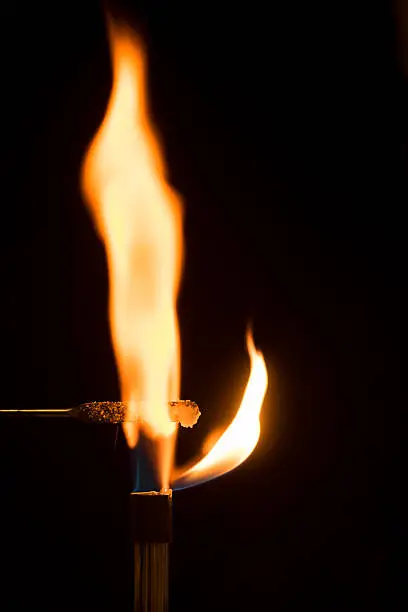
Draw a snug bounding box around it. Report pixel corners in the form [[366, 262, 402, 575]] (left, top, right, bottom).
[[81, 20, 183, 488]]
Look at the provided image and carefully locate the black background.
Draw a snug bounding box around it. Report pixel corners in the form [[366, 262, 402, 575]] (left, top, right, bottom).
[[1, 1, 406, 611]]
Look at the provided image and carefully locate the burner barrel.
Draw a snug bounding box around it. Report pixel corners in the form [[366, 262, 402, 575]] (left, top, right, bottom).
[[131, 491, 172, 612]]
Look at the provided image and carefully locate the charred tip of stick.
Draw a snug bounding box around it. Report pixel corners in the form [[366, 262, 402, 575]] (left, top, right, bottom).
[[169, 400, 201, 428]]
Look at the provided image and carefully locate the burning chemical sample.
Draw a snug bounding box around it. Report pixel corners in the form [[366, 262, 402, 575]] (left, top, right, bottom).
[[78, 400, 200, 426]]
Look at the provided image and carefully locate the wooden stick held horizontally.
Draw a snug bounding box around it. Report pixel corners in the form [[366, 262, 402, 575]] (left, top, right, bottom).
[[0, 400, 200, 427]]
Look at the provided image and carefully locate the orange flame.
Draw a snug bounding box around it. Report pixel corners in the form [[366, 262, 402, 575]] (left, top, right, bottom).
[[173, 330, 268, 489], [81, 21, 183, 488], [81, 19, 269, 491]]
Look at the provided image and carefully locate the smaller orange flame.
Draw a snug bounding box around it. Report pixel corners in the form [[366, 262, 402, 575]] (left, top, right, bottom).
[[173, 330, 268, 489]]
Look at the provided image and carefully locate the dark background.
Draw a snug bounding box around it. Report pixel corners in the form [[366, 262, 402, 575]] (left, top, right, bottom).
[[1, 1, 406, 610]]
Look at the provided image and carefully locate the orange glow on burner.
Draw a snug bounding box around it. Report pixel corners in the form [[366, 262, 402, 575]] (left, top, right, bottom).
[[173, 330, 268, 489], [81, 20, 182, 488]]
